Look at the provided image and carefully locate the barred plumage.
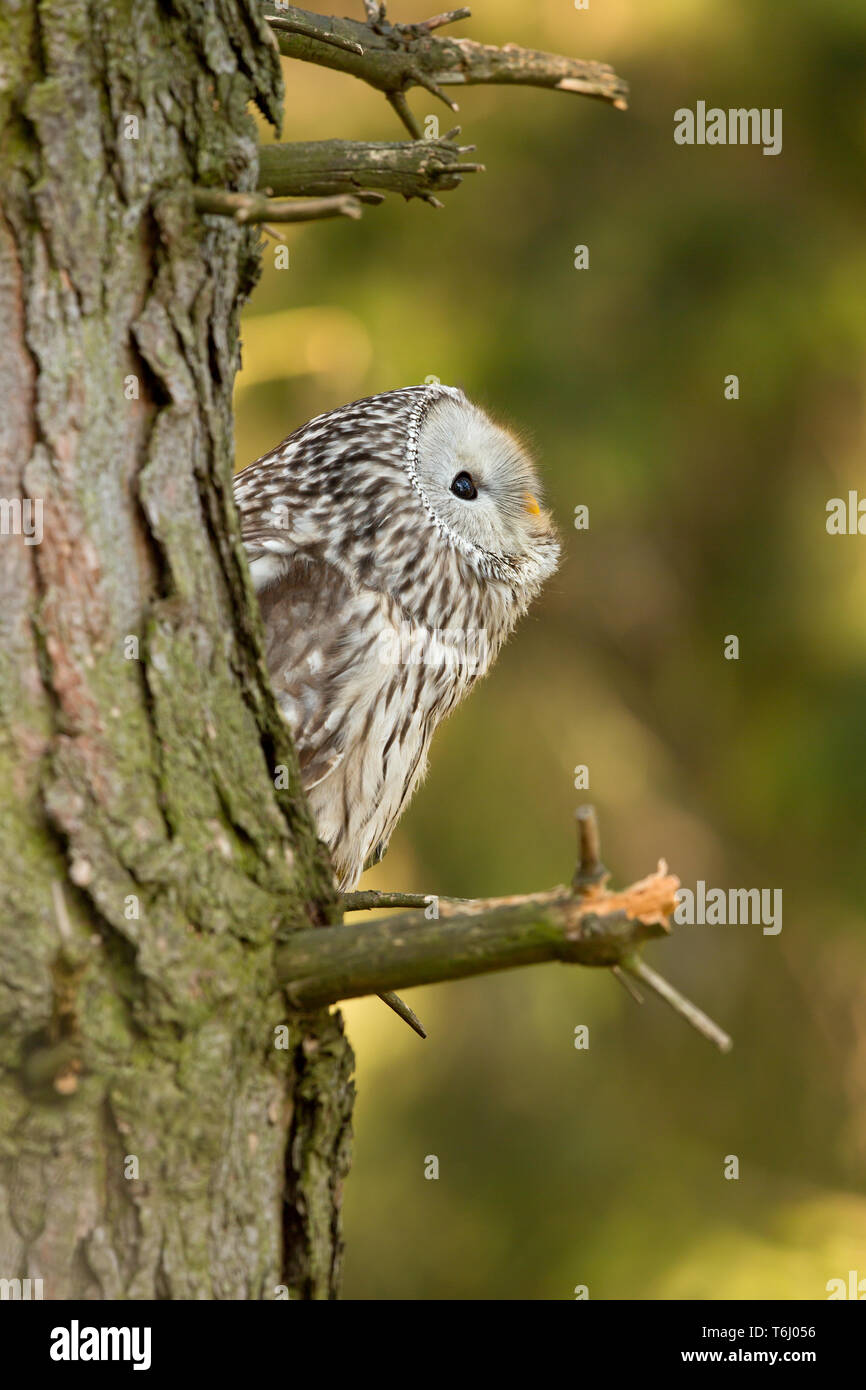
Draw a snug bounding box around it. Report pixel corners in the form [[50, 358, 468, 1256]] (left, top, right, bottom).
[[234, 383, 560, 890]]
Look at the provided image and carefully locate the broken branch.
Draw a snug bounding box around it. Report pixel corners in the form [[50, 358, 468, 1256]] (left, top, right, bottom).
[[257, 135, 483, 203], [260, 4, 628, 138], [278, 807, 730, 1052]]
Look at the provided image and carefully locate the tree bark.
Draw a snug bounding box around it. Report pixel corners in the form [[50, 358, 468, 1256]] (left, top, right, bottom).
[[0, 0, 351, 1300]]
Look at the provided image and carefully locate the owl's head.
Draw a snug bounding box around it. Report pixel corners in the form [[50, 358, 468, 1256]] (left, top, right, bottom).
[[235, 384, 560, 625], [408, 389, 559, 594]]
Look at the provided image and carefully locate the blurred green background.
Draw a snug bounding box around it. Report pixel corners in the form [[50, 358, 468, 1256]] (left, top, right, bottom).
[[235, 0, 866, 1298]]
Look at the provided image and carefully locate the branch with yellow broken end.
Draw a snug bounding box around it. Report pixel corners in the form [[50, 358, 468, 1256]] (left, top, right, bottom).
[[277, 806, 732, 1053]]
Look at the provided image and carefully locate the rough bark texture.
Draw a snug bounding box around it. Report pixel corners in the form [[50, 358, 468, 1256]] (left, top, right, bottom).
[[0, 0, 353, 1300]]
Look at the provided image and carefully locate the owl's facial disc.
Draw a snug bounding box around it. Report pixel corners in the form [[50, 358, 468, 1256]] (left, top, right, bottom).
[[415, 394, 557, 576]]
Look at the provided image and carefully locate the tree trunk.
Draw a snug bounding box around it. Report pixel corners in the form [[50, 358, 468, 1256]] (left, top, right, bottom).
[[0, 0, 352, 1300]]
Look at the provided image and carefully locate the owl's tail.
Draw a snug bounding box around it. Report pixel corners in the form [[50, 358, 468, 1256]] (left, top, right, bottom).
[[378, 990, 427, 1039]]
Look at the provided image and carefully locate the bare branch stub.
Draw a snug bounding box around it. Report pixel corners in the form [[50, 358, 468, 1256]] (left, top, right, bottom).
[[572, 803, 609, 893], [413, 9, 472, 35], [257, 136, 483, 204], [386, 90, 423, 140], [378, 989, 427, 1037], [265, 13, 365, 55], [343, 889, 437, 911], [192, 188, 376, 224]]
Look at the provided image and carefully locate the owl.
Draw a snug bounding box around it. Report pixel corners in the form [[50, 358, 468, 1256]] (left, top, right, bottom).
[[234, 384, 560, 1025]]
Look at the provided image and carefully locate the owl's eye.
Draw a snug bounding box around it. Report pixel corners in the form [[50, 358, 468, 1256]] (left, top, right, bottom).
[[450, 471, 478, 501]]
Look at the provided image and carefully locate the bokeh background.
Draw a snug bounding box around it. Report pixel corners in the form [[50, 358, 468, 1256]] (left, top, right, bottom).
[[235, 0, 866, 1298]]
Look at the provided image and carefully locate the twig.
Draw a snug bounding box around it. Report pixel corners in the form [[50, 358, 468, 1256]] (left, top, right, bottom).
[[572, 803, 609, 893], [343, 890, 437, 911], [611, 964, 644, 1005], [344, 891, 439, 1037], [378, 990, 427, 1038], [342, 887, 566, 917], [386, 90, 423, 139], [257, 136, 483, 203], [264, 13, 364, 55], [414, 9, 472, 34], [622, 956, 733, 1054], [193, 188, 373, 224]]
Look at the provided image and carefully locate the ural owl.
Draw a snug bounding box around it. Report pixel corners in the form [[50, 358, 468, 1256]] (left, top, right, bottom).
[[234, 384, 560, 1023]]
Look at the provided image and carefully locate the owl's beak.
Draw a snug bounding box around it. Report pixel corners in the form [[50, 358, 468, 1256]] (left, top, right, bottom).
[[524, 492, 541, 516]]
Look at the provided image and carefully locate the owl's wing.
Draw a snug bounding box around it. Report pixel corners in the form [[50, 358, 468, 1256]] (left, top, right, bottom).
[[253, 553, 366, 791], [234, 453, 335, 593], [232, 385, 438, 594], [234, 442, 364, 787]]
